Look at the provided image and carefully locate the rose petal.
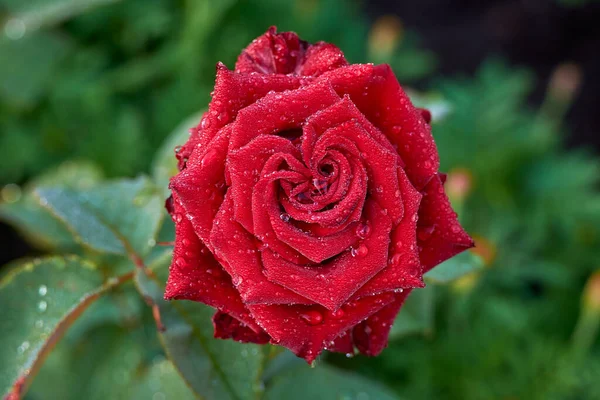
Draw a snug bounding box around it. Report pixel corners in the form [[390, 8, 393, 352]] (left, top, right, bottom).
[[248, 293, 395, 363], [170, 126, 231, 250], [353, 290, 411, 356], [235, 26, 347, 76], [229, 81, 341, 152], [262, 200, 392, 310], [228, 135, 303, 233], [327, 330, 354, 354], [300, 42, 349, 77], [210, 193, 312, 305], [354, 169, 424, 297], [177, 63, 305, 169], [418, 174, 474, 272], [314, 119, 403, 223], [318, 64, 438, 189], [164, 194, 261, 332], [213, 311, 271, 344]]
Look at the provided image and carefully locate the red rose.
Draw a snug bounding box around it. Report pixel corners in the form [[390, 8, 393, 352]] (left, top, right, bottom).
[[165, 27, 473, 363]]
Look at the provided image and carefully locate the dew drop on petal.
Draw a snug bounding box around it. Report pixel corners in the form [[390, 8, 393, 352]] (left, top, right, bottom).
[[38, 301, 47, 312], [389, 253, 402, 266], [355, 222, 371, 239], [300, 310, 323, 325], [280, 213, 291, 223]]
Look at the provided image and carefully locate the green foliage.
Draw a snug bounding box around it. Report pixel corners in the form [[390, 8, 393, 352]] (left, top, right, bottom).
[[0, 256, 126, 398]]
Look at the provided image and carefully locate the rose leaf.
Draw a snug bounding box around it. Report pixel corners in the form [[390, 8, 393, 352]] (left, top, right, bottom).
[[424, 251, 484, 284], [134, 269, 265, 400], [35, 177, 164, 258], [0, 256, 132, 399]]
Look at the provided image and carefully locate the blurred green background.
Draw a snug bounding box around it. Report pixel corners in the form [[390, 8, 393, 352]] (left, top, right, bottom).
[[1, 0, 599, 399]]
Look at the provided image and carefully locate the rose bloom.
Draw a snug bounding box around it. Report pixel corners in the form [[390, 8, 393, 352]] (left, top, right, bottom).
[[165, 27, 473, 363]]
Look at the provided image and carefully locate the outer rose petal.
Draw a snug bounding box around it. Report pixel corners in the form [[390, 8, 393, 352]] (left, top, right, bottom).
[[418, 174, 474, 272], [354, 169, 424, 297], [177, 64, 306, 170], [170, 125, 231, 249], [353, 290, 411, 356], [165, 194, 261, 332], [235, 26, 347, 76], [318, 64, 439, 189], [213, 311, 270, 344], [327, 330, 355, 354], [248, 293, 395, 363]]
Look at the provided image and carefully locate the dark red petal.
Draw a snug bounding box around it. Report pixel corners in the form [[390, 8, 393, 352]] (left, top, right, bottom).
[[353, 291, 411, 356], [418, 174, 474, 272], [213, 311, 271, 344], [318, 64, 438, 189], [177, 64, 305, 170], [228, 135, 302, 233], [229, 81, 340, 152], [327, 330, 354, 354], [248, 293, 395, 363], [300, 42, 348, 77], [164, 194, 260, 332], [235, 27, 347, 76], [252, 171, 313, 265], [355, 169, 424, 297], [302, 95, 397, 164], [210, 193, 312, 305], [418, 108, 432, 124], [262, 200, 392, 310], [314, 120, 403, 223], [170, 125, 231, 249]]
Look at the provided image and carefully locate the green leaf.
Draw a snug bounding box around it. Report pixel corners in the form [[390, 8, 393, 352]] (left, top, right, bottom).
[[389, 285, 435, 340], [35, 177, 163, 257], [0, 161, 104, 250], [26, 312, 190, 400], [152, 111, 204, 198], [0, 256, 131, 399], [131, 359, 197, 400], [263, 364, 401, 400], [134, 270, 265, 400], [424, 251, 484, 284]]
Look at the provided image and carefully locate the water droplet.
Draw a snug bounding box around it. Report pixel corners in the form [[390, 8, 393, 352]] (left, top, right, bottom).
[[351, 244, 368, 257], [280, 213, 290, 223], [417, 225, 436, 241], [4, 18, 26, 40], [35, 320, 44, 329], [201, 116, 211, 129], [38, 301, 47, 312], [17, 341, 30, 354], [232, 276, 243, 286], [451, 224, 461, 234], [147, 238, 156, 247], [300, 310, 323, 325], [331, 309, 345, 319], [389, 253, 402, 266], [355, 223, 371, 239], [38, 285, 47, 296], [175, 145, 182, 154]]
